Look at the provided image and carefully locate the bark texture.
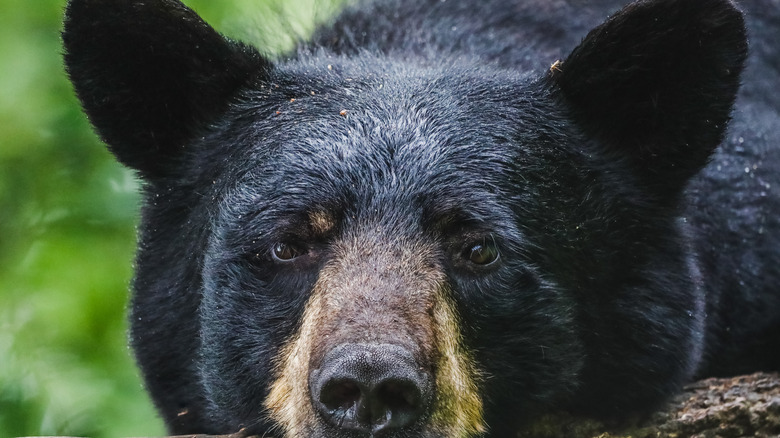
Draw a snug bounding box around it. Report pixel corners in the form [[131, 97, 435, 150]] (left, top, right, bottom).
[[519, 372, 780, 438]]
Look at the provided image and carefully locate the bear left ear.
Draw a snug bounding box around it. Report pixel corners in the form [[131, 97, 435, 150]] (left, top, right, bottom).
[[551, 0, 747, 198], [63, 0, 270, 179]]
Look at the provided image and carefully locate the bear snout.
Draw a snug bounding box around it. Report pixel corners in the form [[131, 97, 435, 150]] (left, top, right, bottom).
[[309, 343, 432, 434]]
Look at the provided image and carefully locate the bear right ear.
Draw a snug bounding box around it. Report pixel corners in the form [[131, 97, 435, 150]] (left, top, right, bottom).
[[63, 0, 270, 179], [551, 0, 747, 199]]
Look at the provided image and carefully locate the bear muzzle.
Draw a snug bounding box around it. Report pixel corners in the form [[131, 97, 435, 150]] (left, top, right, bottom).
[[265, 230, 485, 437]]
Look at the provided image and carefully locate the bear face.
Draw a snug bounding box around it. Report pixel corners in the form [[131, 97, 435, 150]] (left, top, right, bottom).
[[195, 63, 589, 435], [191, 60, 705, 436], [63, 0, 779, 436]]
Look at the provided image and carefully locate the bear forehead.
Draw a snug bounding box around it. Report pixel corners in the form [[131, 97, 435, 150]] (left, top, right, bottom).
[[246, 56, 539, 148], [215, 59, 549, 227], [242, 127, 518, 222], [221, 132, 519, 238], [246, 72, 533, 179]]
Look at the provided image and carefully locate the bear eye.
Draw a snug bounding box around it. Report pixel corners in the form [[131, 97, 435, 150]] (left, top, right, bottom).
[[272, 242, 303, 262], [464, 238, 500, 266]]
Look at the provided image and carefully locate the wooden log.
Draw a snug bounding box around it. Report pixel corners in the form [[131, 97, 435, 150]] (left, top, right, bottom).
[[520, 372, 780, 438]]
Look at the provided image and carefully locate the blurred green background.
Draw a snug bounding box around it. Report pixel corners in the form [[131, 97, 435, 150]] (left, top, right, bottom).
[[0, 0, 344, 436]]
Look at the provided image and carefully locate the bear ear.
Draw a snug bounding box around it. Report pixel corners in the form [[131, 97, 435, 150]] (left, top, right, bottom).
[[551, 0, 747, 198], [63, 0, 270, 179]]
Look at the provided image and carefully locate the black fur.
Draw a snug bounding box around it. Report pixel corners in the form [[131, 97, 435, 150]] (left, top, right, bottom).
[[62, 0, 779, 436]]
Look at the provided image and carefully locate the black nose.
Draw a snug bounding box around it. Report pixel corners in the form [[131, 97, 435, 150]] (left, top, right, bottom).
[[310, 343, 431, 434]]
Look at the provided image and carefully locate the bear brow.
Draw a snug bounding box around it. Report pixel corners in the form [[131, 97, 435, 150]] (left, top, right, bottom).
[[308, 209, 337, 236], [422, 198, 494, 230]]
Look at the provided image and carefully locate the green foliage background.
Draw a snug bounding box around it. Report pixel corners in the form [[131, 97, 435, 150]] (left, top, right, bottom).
[[0, 0, 344, 436]]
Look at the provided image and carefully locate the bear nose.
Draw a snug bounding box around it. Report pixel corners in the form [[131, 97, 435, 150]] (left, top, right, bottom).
[[310, 343, 431, 434]]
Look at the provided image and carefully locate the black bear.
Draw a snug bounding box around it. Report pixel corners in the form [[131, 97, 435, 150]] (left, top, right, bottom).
[[62, 0, 780, 436]]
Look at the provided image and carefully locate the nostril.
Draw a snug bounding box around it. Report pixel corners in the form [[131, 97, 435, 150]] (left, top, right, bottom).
[[319, 378, 362, 412], [372, 378, 424, 430], [377, 379, 421, 410]]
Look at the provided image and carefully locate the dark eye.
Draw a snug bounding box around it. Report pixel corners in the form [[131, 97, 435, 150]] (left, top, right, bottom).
[[465, 238, 500, 266], [272, 242, 303, 262]]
